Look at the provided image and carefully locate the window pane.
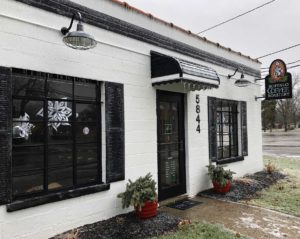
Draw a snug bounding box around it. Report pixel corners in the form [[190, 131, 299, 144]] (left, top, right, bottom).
[[12, 75, 45, 98], [13, 172, 44, 196], [47, 77, 73, 99], [77, 163, 98, 185], [13, 122, 44, 145], [48, 124, 73, 144], [217, 133, 222, 147], [76, 103, 97, 122], [47, 100, 73, 123], [216, 112, 221, 124], [223, 146, 230, 158], [48, 167, 73, 190], [13, 100, 44, 121], [12, 146, 44, 174], [48, 144, 73, 168], [12, 71, 102, 197], [76, 123, 97, 143], [231, 146, 238, 157], [231, 104, 238, 113], [75, 79, 96, 101], [223, 112, 230, 125], [76, 144, 97, 164], [216, 100, 239, 160], [218, 147, 222, 158]]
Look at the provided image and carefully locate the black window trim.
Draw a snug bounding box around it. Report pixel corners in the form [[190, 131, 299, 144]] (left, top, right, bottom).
[[11, 68, 105, 204], [7, 183, 110, 212], [216, 99, 239, 160], [208, 96, 247, 164]]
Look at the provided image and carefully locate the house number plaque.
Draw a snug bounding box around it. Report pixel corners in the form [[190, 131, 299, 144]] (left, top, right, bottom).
[[196, 94, 200, 133]]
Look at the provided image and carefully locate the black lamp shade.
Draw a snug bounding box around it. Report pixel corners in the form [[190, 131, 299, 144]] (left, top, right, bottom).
[[234, 79, 251, 87]]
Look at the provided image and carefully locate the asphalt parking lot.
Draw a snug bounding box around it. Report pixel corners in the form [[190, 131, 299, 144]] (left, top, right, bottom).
[[263, 129, 300, 157]]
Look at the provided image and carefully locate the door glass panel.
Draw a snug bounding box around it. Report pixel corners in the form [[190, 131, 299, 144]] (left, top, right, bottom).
[[158, 101, 180, 190]]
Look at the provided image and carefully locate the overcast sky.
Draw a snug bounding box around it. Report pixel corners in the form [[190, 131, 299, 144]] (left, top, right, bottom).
[[124, 0, 300, 76]]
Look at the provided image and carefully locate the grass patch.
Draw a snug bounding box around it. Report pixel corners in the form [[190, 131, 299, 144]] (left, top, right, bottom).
[[248, 156, 300, 217], [153, 221, 247, 239], [263, 155, 300, 171]]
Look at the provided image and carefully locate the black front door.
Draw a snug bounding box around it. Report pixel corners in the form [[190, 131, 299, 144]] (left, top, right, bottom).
[[157, 90, 186, 201]]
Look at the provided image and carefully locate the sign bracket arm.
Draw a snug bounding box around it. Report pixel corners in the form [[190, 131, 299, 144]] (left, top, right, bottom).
[[255, 96, 265, 101]]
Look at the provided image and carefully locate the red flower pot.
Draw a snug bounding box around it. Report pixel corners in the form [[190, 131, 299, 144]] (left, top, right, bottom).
[[212, 180, 232, 194], [135, 200, 158, 219]]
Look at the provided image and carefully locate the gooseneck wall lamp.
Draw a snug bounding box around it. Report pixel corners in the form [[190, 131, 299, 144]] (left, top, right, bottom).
[[61, 12, 97, 50], [227, 68, 251, 87]]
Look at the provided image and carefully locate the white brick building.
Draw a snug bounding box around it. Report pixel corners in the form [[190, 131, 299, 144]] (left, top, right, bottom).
[[0, 0, 263, 238]]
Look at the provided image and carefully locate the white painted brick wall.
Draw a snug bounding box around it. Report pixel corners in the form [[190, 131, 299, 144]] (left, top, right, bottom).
[[0, 0, 262, 238]]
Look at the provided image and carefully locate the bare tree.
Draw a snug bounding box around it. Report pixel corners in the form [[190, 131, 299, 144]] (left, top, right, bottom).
[[276, 73, 300, 131]]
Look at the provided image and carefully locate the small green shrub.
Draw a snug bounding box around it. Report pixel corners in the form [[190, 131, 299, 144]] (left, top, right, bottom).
[[207, 164, 235, 187], [117, 173, 157, 210]]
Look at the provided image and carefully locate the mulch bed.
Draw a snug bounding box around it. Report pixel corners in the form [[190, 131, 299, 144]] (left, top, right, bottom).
[[199, 171, 286, 202], [51, 211, 181, 239], [52, 171, 285, 239]]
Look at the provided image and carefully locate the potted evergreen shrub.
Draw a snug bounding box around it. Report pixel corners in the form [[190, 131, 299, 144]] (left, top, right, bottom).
[[207, 164, 235, 193], [117, 173, 158, 219]]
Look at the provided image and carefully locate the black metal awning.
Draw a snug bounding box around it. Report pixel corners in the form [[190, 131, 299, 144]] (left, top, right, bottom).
[[151, 51, 220, 90]]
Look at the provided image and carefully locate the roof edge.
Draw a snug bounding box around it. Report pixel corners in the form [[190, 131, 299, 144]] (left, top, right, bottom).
[[110, 0, 261, 64], [13, 0, 261, 77]]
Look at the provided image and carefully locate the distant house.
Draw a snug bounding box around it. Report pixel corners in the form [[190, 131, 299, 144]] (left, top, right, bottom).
[[0, 0, 263, 238]]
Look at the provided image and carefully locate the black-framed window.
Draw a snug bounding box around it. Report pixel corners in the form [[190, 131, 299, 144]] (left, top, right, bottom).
[[208, 97, 248, 164], [216, 100, 238, 160], [12, 70, 101, 198]]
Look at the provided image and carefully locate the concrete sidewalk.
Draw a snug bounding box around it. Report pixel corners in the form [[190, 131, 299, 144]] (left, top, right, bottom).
[[159, 196, 300, 239]]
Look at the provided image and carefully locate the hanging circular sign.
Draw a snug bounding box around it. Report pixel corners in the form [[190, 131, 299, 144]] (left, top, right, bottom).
[[269, 59, 286, 81], [265, 58, 292, 100]]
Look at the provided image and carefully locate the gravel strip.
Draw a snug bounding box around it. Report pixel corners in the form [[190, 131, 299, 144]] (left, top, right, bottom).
[[51, 212, 181, 239], [199, 171, 286, 202]]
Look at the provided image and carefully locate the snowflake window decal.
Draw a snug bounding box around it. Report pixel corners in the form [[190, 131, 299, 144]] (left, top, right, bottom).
[[36, 97, 73, 131], [13, 113, 35, 140]]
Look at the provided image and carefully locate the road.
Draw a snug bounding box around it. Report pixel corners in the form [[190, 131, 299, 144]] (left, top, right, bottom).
[[262, 129, 300, 157]]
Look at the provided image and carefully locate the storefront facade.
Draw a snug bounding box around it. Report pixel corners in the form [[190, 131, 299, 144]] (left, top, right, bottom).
[[0, 0, 263, 238]]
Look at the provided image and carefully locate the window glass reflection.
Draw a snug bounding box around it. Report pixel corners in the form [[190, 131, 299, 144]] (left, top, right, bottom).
[[76, 144, 97, 164], [48, 167, 73, 190], [12, 71, 101, 198], [13, 172, 44, 195], [77, 163, 98, 185], [13, 75, 45, 98], [47, 77, 73, 99], [76, 103, 97, 122], [13, 100, 44, 122], [75, 79, 96, 101]]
